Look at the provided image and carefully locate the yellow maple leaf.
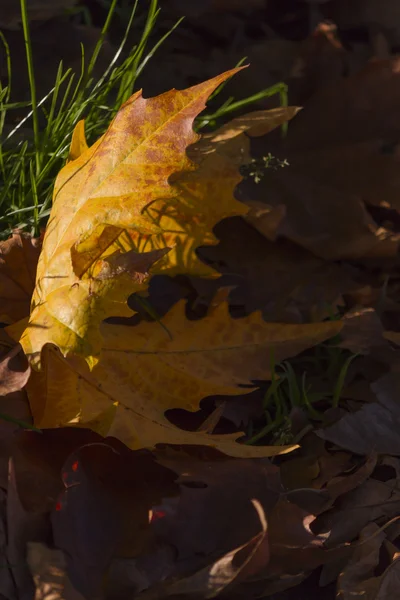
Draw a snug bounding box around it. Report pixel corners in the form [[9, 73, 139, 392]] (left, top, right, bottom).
[[22, 297, 342, 458], [19, 68, 245, 368], [130, 106, 301, 278]]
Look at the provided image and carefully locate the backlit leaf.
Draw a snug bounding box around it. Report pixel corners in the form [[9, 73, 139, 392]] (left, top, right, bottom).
[[19, 69, 244, 368], [23, 297, 342, 458]]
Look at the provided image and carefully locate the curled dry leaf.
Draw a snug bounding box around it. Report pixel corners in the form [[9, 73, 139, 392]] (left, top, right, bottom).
[[0, 333, 32, 460], [22, 294, 341, 457], [0, 230, 40, 324], [0, 341, 30, 397], [17, 68, 247, 369]]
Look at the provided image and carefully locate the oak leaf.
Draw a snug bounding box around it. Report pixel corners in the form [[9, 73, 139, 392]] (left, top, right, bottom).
[[23, 296, 342, 457], [19, 68, 246, 368]]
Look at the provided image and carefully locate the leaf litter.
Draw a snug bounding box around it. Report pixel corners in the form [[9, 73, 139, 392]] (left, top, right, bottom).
[[4, 24, 400, 598]]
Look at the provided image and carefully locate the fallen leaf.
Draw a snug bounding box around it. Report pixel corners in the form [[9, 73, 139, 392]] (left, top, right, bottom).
[[138, 500, 268, 599], [0, 231, 40, 324], [324, 453, 378, 506], [128, 107, 300, 284], [11, 428, 102, 514], [67, 120, 88, 163], [6, 459, 48, 600], [0, 343, 30, 397], [18, 68, 246, 368], [266, 498, 329, 575], [0, 485, 14, 600], [27, 542, 85, 600], [316, 477, 400, 547], [331, 0, 400, 47], [280, 455, 320, 490], [197, 216, 357, 322], [153, 449, 280, 560], [336, 523, 384, 600], [339, 308, 389, 355], [375, 558, 400, 599], [52, 442, 178, 598], [246, 58, 400, 261], [192, 106, 301, 165], [311, 448, 352, 491], [22, 295, 342, 457], [288, 21, 351, 106], [105, 545, 176, 600], [318, 372, 400, 455], [0, 334, 33, 489]]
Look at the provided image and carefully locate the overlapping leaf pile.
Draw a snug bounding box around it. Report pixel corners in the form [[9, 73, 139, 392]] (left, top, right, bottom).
[[4, 57, 400, 600], [2, 68, 341, 458]]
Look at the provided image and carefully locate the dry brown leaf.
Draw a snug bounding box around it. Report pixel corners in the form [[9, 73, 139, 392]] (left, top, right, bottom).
[[0, 343, 30, 397], [318, 373, 400, 455], [138, 500, 268, 600], [264, 497, 351, 580], [11, 428, 102, 514], [27, 542, 85, 600], [0, 231, 40, 324], [331, 0, 400, 47], [375, 558, 400, 599], [316, 477, 400, 547], [197, 216, 357, 322], [247, 58, 400, 261], [52, 443, 178, 598], [336, 523, 384, 600], [153, 449, 280, 559], [0, 333, 32, 489], [288, 21, 351, 105]]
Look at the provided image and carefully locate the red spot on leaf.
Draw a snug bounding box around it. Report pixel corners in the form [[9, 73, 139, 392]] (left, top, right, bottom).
[[71, 460, 79, 472], [150, 509, 166, 523], [55, 501, 62, 512]]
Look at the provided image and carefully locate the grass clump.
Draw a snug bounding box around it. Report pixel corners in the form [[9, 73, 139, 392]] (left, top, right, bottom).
[[0, 0, 289, 237], [0, 0, 182, 237], [246, 343, 358, 446]]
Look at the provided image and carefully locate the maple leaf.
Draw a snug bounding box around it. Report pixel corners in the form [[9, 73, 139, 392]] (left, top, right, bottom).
[[18, 68, 246, 368], [22, 296, 342, 458], [127, 106, 300, 279]]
